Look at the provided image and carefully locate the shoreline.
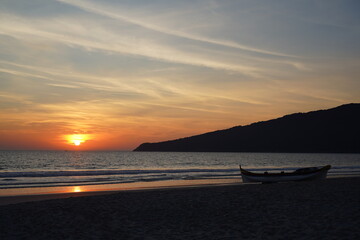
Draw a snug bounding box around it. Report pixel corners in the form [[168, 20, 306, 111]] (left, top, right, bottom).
[[0, 178, 241, 205], [0, 175, 358, 206], [1, 177, 359, 239]]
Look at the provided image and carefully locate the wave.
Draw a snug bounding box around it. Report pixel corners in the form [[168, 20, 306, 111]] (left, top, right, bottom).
[[0, 168, 240, 178], [1, 165, 359, 178], [1, 166, 359, 189]]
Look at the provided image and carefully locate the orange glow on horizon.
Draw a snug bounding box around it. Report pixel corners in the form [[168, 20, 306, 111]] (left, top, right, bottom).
[[1, 119, 233, 151]]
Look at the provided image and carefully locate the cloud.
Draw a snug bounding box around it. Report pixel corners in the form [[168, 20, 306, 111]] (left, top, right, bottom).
[[0, 14, 266, 77], [3, 0, 317, 79], [57, 0, 296, 58]]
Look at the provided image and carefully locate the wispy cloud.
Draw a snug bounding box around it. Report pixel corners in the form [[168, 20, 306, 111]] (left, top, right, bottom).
[[0, 13, 264, 76], [57, 0, 297, 58]]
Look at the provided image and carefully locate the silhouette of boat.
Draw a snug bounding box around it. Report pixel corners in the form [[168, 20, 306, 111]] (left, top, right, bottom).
[[240, 165, 331, 183]]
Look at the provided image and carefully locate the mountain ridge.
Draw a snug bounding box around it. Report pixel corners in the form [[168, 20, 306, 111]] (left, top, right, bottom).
[[134, 103, 360, 153]]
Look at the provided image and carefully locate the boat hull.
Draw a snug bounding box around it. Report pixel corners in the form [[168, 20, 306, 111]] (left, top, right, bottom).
[[240, 165, 331, 183]]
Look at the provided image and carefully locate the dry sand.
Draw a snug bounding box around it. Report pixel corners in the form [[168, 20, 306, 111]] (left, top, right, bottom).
[[1, 177, 359, 240]]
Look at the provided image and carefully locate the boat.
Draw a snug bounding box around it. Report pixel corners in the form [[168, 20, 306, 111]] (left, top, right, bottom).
[[240, 165, 331, 183]]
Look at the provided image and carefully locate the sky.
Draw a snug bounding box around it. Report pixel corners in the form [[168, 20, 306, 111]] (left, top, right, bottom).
[[0, 0, 359, 150]]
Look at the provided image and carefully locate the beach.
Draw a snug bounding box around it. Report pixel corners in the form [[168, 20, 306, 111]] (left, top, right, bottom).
[[1, 177, 359, 240]]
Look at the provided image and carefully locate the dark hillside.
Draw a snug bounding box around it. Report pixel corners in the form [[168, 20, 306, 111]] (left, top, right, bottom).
[[134, 103, 360, 153]]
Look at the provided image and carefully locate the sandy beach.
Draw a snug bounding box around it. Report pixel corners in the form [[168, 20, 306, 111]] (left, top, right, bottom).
[[1, 177, 359, 240]]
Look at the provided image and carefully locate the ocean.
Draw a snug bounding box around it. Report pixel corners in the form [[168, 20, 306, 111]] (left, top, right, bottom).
[[1, 151, 359, 193]]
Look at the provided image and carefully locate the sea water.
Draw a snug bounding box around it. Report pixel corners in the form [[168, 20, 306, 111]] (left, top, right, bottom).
[[0, 151, 359, 191]]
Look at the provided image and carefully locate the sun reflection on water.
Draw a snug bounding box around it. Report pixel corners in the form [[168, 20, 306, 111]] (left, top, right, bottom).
[[73, 186, 82, 192]]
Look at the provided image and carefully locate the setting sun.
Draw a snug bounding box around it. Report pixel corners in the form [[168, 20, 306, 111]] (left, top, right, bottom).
[[65, 134, 90, 147]]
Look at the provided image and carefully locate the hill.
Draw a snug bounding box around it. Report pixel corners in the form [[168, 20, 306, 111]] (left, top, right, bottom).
[[133, 103, 360, 153]]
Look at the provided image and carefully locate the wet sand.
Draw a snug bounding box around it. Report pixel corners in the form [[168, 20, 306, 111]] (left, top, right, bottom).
[[0, 179, 240, 205], [1, 177, 359, 239]]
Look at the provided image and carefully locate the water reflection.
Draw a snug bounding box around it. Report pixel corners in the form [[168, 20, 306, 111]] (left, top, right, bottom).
[[73, 186, 82, 192]]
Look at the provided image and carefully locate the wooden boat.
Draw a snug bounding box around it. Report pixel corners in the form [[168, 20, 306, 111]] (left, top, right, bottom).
[[240, 165, 331, 183]]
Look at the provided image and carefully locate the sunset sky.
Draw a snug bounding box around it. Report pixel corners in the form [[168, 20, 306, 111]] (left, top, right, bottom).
[[1, 0, 359, 150]]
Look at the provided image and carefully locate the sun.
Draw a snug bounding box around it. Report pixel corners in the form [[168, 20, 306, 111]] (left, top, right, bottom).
[[73, 140, 82, 146], [65, 134, 89, 147]]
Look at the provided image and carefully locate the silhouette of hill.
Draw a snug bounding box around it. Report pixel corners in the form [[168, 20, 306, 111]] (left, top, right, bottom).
[[134, 103, 360, 153]]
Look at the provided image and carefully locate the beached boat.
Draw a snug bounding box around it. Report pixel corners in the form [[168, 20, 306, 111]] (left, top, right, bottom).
[[240, 165, 331, 183]]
